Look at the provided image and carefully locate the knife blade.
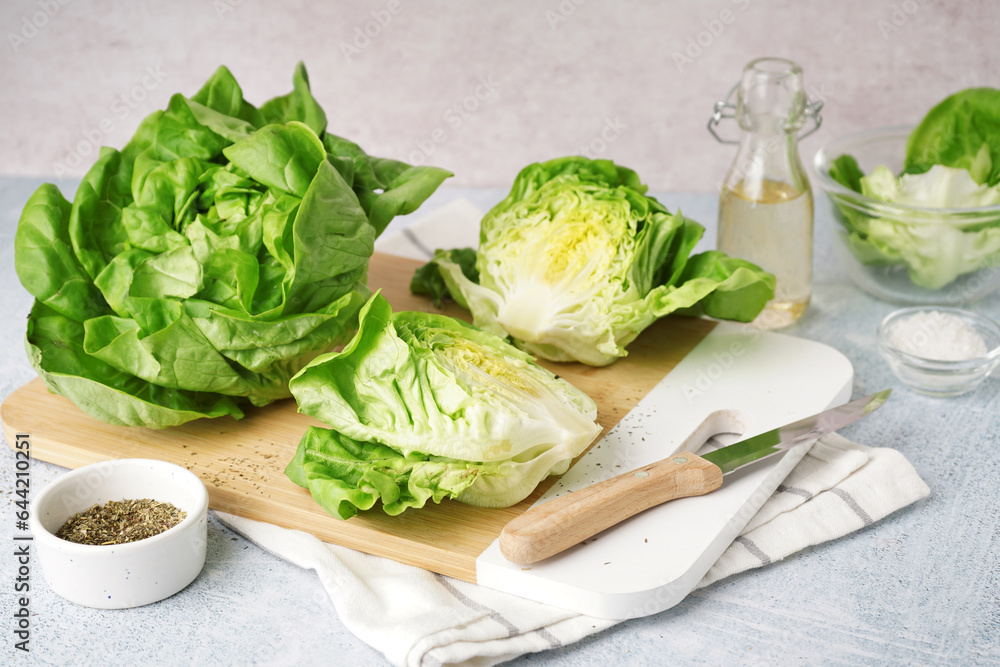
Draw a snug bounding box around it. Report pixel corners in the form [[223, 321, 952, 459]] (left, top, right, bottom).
[[499, 389, 891, 565]]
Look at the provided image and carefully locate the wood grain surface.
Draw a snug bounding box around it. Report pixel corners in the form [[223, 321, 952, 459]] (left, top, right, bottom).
[[2, 252, 716, 582], [498, 451, 724, 565]]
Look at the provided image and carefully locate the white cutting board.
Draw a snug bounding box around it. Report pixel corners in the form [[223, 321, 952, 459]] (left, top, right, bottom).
[[476, 321, 854, 619]]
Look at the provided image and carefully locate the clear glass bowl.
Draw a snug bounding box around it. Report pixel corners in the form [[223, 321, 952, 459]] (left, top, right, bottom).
[[814, 126, 1000, 305], [877, 307, 1000, 397]]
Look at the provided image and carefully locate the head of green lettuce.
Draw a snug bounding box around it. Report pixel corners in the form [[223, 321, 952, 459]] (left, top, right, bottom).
[[14, 63, 451, 428]]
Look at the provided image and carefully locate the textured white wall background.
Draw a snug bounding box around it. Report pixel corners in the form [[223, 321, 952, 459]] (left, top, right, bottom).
[[0, 0, 995, 192]]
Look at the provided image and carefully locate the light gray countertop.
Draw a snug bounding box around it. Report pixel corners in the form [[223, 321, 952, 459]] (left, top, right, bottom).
[[2, 177, 998, 665]]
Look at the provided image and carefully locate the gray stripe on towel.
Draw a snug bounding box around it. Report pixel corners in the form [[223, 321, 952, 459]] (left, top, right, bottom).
[[534, 627, 563, 649], [403, 228, 435, 259], [436, 575, 520, 638], [435, 575, 562, 649], [777, 484, 814, 500], [735, 535, 772, 566], [830, 488, 873, 526]]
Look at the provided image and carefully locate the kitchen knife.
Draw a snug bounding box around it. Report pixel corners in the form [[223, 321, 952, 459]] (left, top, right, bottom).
[[499, 389, 891, 565]]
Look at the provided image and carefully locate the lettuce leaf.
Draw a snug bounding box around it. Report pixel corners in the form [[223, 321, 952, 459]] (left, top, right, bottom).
[[413, 156, 774, 366], [409, 246, 478, 307], [828, 162, 1000, 291], [285, 293, 601, 518], [14, 63, 451, 427], [904, 88, 1000, 187]]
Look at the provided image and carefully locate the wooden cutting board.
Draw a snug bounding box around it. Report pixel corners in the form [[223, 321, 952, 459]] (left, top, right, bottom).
[[2, 252, 717, 583]]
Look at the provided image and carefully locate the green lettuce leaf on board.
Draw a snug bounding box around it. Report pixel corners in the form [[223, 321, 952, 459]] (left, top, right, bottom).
[[285, 292, 601, 519], [827, 88, 1000, 290], [411, 156, 775, 366], [409, 246, 478, 307], [14, 63, 451, 428]]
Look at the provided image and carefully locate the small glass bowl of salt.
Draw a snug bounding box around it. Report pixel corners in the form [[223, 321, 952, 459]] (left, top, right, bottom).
[[877, 307, 1000, 397]]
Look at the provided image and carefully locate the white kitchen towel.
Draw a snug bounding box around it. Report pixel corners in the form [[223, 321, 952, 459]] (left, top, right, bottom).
[[217, 432, 929, 667]]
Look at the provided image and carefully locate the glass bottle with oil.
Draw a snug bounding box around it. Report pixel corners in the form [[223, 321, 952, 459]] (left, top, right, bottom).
[[709, 57, 822, 329]]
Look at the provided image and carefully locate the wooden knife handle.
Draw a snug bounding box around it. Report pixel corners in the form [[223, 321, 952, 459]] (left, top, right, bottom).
[[499, 452, 723, 565]]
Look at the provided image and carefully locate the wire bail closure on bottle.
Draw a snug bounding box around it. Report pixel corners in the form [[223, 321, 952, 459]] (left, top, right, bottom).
[[707, 82, 824, 145]]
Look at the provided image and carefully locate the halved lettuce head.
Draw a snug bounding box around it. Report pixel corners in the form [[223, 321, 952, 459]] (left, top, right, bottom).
[[414, 156, 774, 366], [14, 63, 451, 427], [285, 293, 601, 519]]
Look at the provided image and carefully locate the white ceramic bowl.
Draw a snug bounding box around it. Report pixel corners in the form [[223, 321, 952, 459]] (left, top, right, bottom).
[[877, 307, 1000, 397], [29, 458, 208, 609]]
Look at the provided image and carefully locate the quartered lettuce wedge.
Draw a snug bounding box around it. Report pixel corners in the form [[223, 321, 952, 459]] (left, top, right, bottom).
[[285, 293, 601, 519]]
